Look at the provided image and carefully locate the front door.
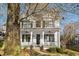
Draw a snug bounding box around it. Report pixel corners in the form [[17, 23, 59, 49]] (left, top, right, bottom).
[[36, 34, 40, 45]]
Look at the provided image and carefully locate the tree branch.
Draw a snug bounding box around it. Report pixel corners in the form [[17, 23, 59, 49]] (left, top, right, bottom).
[[20, 3, 48, 21]]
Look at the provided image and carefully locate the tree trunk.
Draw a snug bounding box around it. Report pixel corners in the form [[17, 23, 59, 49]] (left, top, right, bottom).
[[4, 3, 20, 55]]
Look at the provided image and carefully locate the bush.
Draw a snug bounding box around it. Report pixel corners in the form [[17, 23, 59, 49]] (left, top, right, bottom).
[[0, 40, 3, 47], [47, 47, 64, 54], [46, 47, 57, 53], [56, 47, 63, 54]]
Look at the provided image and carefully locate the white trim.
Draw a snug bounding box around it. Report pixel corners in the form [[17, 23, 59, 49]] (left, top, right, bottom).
[[42, 31, 44, 45], [30, 31, 33, 45], [54, 31, 60, 48], [58, 31, 60, 48], [54, 32, 58, 47], [41, 21, 43, 28], [33, 21, 36, 28]]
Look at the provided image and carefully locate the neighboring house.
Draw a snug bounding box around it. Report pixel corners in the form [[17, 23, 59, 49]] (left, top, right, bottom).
[[2, 24, 6, 33], [0, 31, 3, 40], [0, 31, 5, 40], [0, 24, 6, 40], [68, 34, 79, 45], [20, 12, 60, 49], [74, 34, 79, 44]]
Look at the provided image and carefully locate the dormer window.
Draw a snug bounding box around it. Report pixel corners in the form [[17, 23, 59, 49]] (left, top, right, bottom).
[[22, 21, 32, 28]]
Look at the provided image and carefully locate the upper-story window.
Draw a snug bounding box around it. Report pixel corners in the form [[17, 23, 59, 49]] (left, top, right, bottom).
[[43, 21, 54, 28], [22, 21, 32, 28], [36, 21, 41, 27]]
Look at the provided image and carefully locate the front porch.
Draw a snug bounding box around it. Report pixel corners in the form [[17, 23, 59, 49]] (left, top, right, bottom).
[[20, 30, 60, 48]]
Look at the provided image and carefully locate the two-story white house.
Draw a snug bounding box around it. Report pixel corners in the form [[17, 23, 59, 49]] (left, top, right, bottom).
[[20, 11, 60, 49]]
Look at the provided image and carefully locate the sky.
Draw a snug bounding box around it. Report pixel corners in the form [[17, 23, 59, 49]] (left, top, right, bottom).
[[0, 3, 7, 27], [0, 3, 79, 31]]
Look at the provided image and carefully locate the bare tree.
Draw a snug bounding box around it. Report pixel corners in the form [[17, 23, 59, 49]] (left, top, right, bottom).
[[4, 3, 20, 55], [61, 22, 79, 48], [20, 3, 48, 21]]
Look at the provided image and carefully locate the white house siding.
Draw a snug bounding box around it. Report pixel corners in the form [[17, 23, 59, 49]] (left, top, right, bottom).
[[54, 20, 60, 28], [20, 15, 60, 48]]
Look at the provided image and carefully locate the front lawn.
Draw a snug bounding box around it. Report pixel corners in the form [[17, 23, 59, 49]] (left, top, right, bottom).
[[45, 47, 79, 56]]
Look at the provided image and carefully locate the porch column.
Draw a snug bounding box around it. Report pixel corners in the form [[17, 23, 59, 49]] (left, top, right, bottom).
[[20, 31, 22, 47], [30, 31, 33, 45], [20, 22, 22, 28], [54, 31, 60, 48], [41, 21, 43, 28], [33, 21, 36, 28], [41, 31, 44, 46], [57, 31, 60, 48], [54, 32, 58, 47]]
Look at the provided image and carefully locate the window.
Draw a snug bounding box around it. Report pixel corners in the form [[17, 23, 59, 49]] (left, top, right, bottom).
[[22, 21, 32, 28], [44, 34, 54, 42], [43, 21, 53, 28], [36, 21, 41, 27], [26, 34, 30, 42], [22, 34, 30, 42], [22, 34, 25, 42]]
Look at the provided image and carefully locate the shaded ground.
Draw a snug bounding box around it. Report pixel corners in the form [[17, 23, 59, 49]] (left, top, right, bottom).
[[0, 39, 79, 56], [30, 49, 79, 56], [0, 47, 79, 56]]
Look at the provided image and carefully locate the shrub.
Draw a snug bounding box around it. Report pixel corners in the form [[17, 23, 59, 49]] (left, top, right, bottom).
[[0, 40, 3, 47], [56, 47, 63, 54], [47, 47, 64, 54], [46, 47, 57, 53]]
